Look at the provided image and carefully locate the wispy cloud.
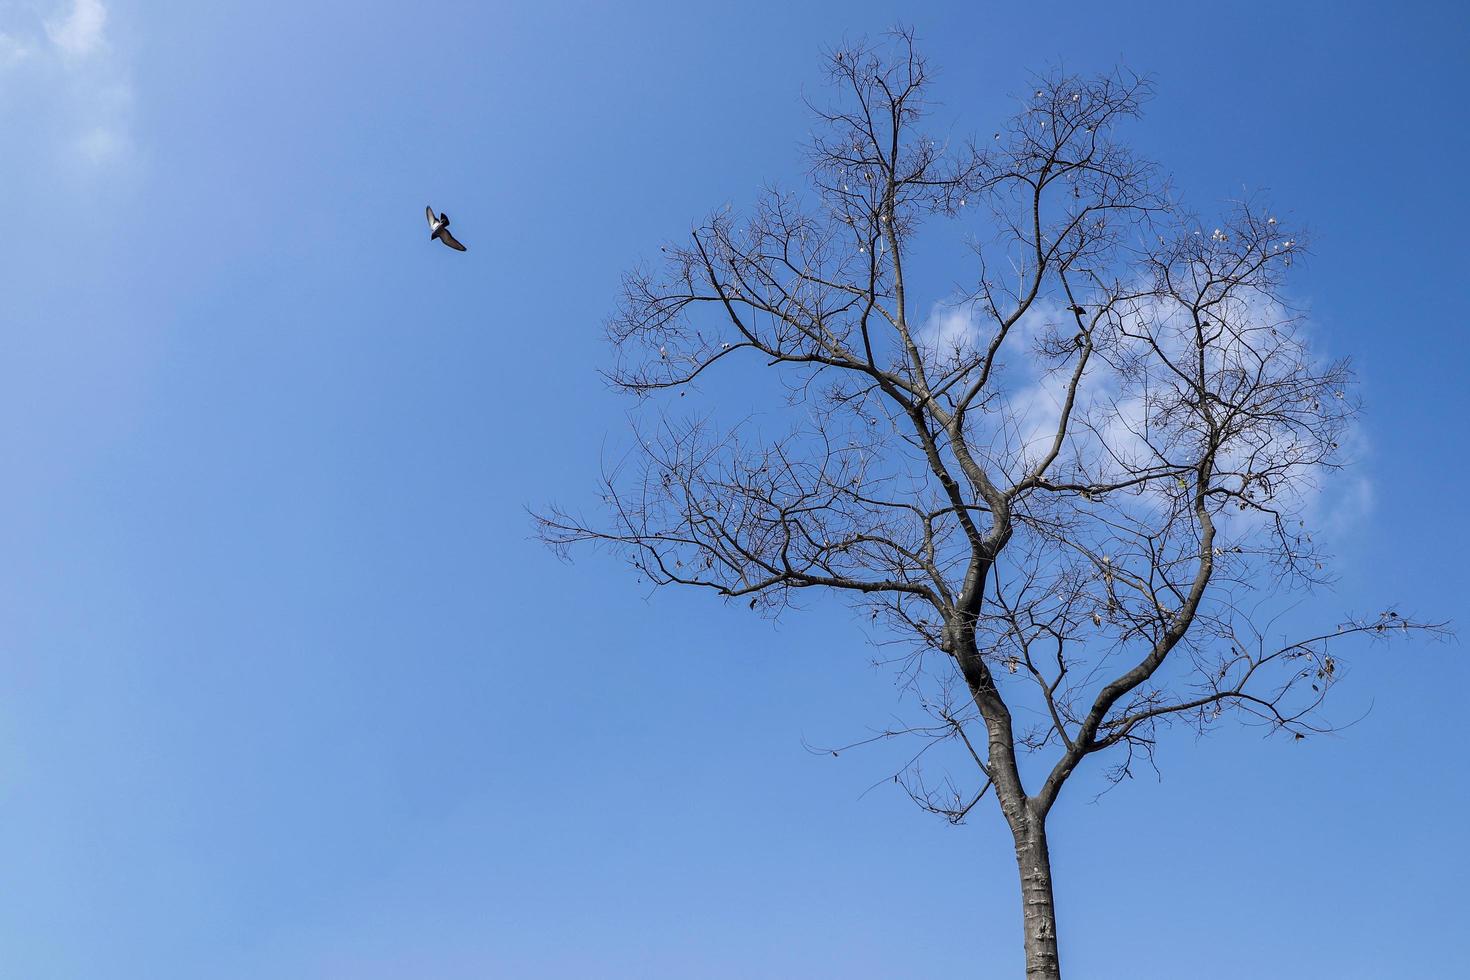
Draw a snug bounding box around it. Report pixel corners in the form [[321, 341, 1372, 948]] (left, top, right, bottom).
[[917, 295, 1084, 464], [1, 1, 132, 170], [77, 121, 122, 163], [914, 287, 1374, 551], [0, 29, 33, 66], [44, 0, 106, 59], [918, 301, 985, 360]]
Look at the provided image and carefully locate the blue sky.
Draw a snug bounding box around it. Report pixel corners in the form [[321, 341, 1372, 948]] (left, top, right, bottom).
[[2, 1, 1467, 976]]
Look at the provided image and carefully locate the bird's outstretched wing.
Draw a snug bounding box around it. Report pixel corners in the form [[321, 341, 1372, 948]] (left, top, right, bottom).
[[438, 229, 467, 251], [425, 205, 437, 229]]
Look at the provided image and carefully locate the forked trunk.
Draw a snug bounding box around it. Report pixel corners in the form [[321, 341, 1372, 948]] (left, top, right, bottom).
[[1014, 815, 1061, 979]]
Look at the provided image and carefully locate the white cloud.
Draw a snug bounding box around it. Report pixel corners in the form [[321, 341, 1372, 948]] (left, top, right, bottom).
[[1, 1, 131, 171], [1303, 419, 1375, 547], [44, 0, 106, 59], [0, 30, 33, 66], [914, 285, 1374, 549], [919, 301, 984, 359], [918, 296, 1096, 465], [77, 122, 122, 162]]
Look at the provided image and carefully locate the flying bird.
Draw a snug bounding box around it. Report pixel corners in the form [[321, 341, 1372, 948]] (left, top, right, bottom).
[[425, 206, 467, 251]]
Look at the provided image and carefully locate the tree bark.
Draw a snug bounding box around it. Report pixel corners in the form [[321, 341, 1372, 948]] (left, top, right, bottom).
[[1013, 813, 1061, 980]]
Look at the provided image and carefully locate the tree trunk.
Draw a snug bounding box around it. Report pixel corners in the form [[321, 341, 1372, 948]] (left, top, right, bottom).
[[1013, 814, 1061, 979]]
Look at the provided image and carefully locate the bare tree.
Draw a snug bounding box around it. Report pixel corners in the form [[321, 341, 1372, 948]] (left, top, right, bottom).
[[537, 30, 1444, 979]]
